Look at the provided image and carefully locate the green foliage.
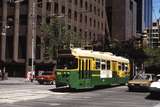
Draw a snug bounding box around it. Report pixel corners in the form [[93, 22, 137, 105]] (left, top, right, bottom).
[[105, 39, 147, 65], [40, 16, 82, 59], [144, 48, 160, 67]]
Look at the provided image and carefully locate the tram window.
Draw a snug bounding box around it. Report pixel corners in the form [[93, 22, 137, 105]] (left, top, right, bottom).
[[89, 60, 91, 70], [82, 60, 84, 78], [107, 61, 110, 70], [122, 63, 125, 71], [125, 64, 128, 72], [101, 64, 105, 70], [57, 56, 78, 69], [118, 63, 121, 70], [102, 60, 105, 62], [125, 66, 128, 72], [96, 59, 100, 69], [79, 59, 81, 71], [86, 60, 88, 70]]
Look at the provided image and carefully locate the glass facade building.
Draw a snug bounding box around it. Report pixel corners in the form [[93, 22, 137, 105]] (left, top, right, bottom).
[[144, 0, 152, 29]]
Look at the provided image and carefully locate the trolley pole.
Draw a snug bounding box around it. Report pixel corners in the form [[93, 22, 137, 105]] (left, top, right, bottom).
[[31, 1, 36, 80]]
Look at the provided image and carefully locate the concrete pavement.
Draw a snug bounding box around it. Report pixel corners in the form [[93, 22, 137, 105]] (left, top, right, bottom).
[[0, 77, 37, 85]]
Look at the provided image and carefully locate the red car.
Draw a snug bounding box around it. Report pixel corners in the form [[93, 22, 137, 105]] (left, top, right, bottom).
[[36, 71, 56, 85]]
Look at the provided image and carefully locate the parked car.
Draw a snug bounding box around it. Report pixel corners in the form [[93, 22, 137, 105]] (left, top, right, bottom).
[[128, 73, 155, 91], [36, 71, 56, 85], [149, 74, 160, 94]]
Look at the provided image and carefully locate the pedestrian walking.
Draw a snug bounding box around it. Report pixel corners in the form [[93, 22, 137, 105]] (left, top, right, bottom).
[[30, 71, 35, 82], [2, 67, 5, 80]]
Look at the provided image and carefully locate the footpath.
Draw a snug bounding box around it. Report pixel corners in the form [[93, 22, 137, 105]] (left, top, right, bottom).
[[0, 77, 37, 85]]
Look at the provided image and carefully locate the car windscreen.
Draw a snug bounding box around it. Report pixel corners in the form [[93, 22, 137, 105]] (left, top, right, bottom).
[[57, 56, 78, 69]]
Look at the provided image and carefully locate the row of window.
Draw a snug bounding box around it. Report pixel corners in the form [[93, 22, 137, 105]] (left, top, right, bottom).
[[67, 25, 98, 41], [69, 0, 104, 7], [37, 1, 104, 19], [36, 2, 105, 30], [96, 59, 129, 72]]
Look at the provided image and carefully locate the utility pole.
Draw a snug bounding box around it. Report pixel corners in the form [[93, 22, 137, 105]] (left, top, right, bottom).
[[31, 1, 36, 79]]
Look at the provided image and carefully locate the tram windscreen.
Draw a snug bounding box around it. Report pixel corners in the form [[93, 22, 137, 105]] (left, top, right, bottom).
[[57, 56, 78, 69]]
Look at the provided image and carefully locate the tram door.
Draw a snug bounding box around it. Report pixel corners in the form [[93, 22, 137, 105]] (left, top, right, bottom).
[[100, 61, 112, 78], [100, 61, 107, 78]]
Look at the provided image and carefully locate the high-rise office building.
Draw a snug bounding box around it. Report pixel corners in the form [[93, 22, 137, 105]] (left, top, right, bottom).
[[106, 0, 137, 41], [135, 0, 152, 33], [144, 0, 152, 29]]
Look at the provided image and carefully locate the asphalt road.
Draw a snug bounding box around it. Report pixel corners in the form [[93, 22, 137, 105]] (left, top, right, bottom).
[[0, 82, 160, 107]]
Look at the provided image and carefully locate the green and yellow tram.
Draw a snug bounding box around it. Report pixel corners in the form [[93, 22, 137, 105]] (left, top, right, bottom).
[[56, 48, 130, 89]]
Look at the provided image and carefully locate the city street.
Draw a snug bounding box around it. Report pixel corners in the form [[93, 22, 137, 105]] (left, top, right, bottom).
[[0, 78, 160, 107]]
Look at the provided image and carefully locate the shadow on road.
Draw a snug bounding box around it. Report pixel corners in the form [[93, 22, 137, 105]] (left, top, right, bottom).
[[145, 93, 160, 101], [126, 88, 149, 93], [49, 85, 123, 93]]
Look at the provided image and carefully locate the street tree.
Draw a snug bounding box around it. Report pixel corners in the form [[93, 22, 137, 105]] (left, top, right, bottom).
[[144, 48, 160, 74], [40, 16, 83, 60]]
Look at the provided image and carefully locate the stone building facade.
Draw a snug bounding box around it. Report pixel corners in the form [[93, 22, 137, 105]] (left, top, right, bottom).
[[0, 0, 108, 77]]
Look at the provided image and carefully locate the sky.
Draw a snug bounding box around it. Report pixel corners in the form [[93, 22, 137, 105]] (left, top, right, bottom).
[[153, 0, 160, 21]]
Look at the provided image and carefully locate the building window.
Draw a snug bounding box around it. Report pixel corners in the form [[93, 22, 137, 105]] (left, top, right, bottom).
[[18, 36, 26, 59], [68, 25, 71, 30], [47, 2, 51, 11], [74, 26, 77, 32], [37, 15, 42, 25], [98, 21, 100, 29], [98, 0, 100, 4], [80, 13, 83, 23], [69, 0, 72, 3], [75, 0, 78, 5], [79, 29, 82, 37], [46, 17, 50, 24], [85, 1, 88, 10], [85, 15, 87, 24], [101, 23, 103, 30], [68, 9, 72, 19], [54, 2, 59, 14], [36, 36, 41, 59], [94, 19, 96, 28], [62, 6, 65, 14], [98, 8, 100, 16], [0, 0, 2, 7], [90, 4, 92, 12], [74, 11, 77, 21], [80, 0, 83, 8], [94, 6, 96, 15], [90, 17, 92, 26], [101, 11, 104, 18], [37, 0, 42, 8]]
